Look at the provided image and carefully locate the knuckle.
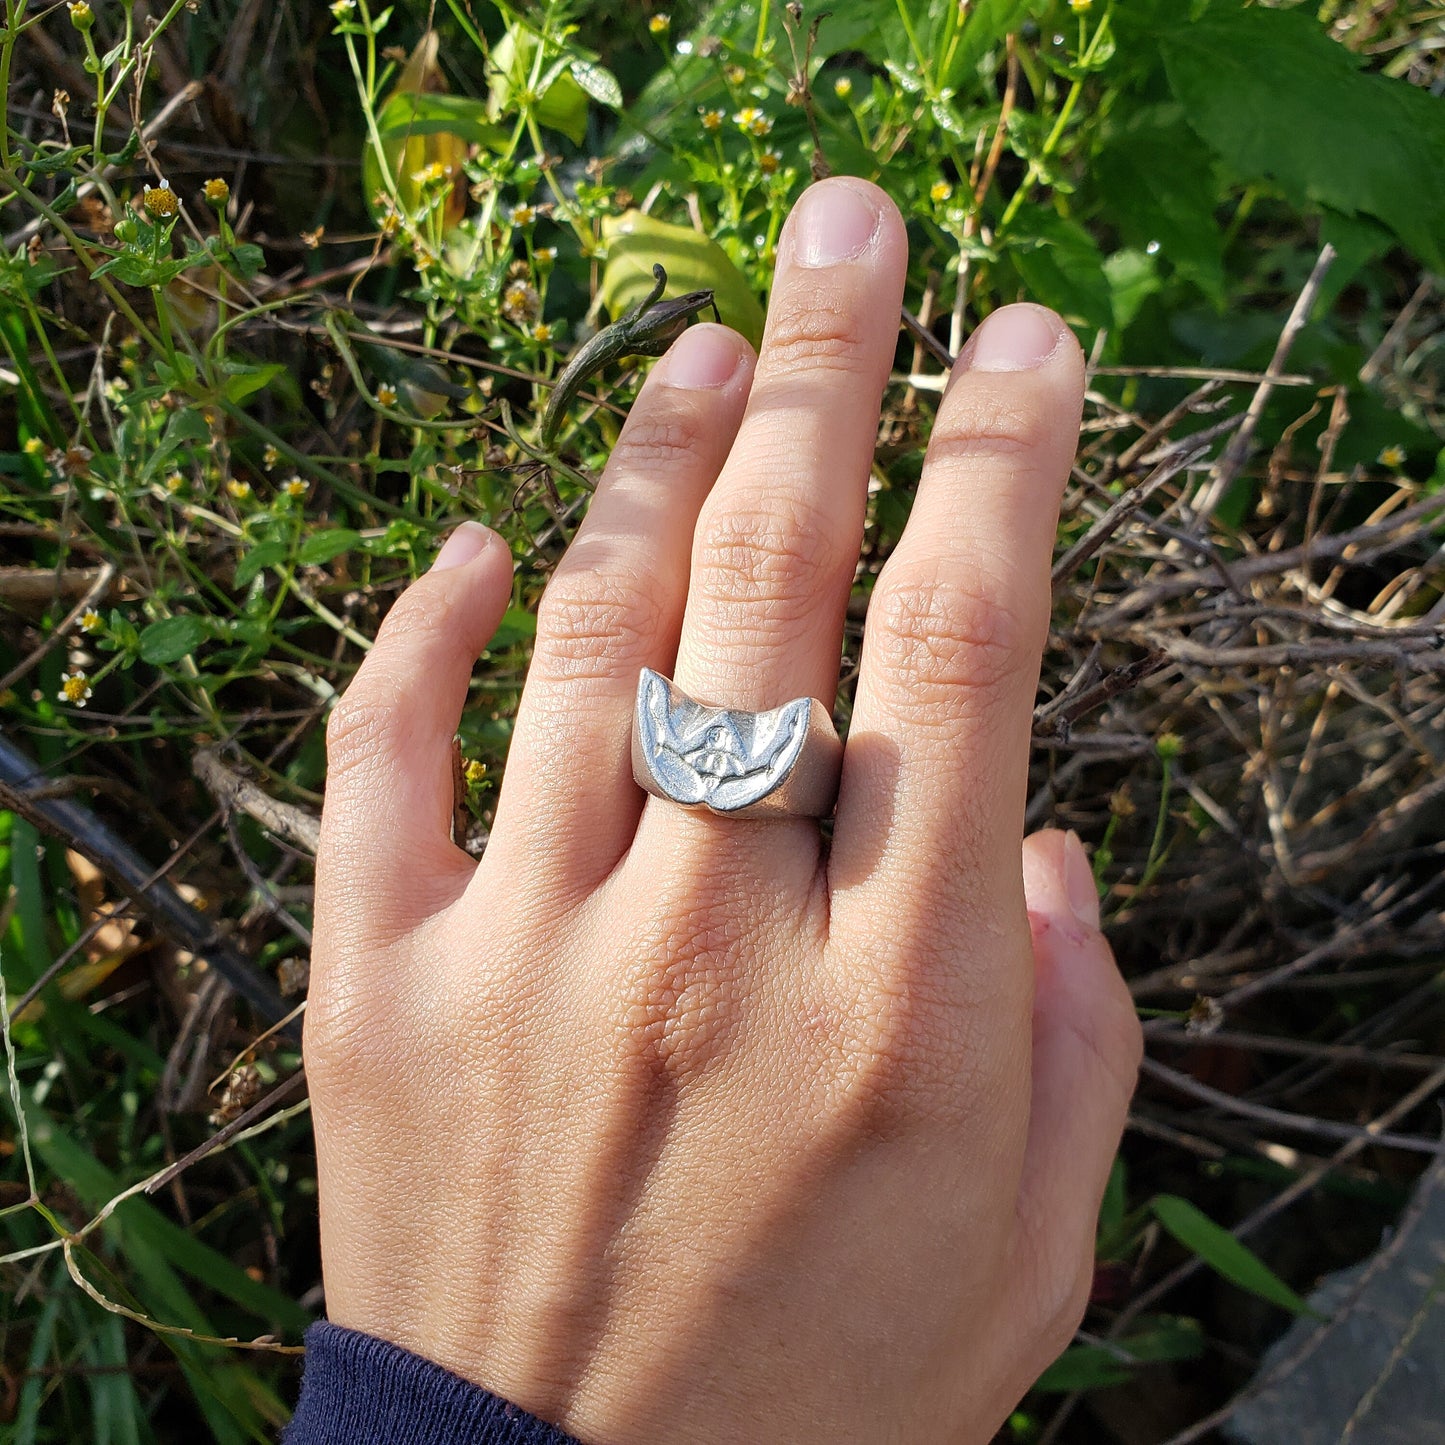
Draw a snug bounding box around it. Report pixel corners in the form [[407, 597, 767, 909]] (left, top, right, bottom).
[[867, 565, 1037, 712], [763, 296, 872, 375], [324, 684, 398, 773], [693, 498, 836, 622], [533, 564, 667, 683], [931, 387, 1055, 464], [610, 405, 713, 474]]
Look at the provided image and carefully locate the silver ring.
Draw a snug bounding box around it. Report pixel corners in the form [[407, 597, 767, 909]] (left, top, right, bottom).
[[631, 668, 843, 819]]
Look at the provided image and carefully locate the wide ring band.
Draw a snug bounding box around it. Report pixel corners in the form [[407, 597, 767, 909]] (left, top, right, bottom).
[[631, 667, 843, 819]]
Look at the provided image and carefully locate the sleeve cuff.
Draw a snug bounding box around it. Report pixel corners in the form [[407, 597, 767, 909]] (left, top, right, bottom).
[[285, 1321, 582, 1445]]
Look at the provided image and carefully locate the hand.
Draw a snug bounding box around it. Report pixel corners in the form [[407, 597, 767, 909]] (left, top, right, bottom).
[[307, 177, 1141, 1444]]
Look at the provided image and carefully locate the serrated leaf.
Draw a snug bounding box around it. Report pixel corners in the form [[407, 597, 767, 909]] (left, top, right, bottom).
[[297, 528, 361, 566], [1160, 2, 1445, 271], [234, 540, 289, 588], [1093, 105, 1227, 306], [227, 242, 265, 280], [1151, 1194, 1315, 1315], [601, 211, 765, 347], [138, 615, 209, 665]]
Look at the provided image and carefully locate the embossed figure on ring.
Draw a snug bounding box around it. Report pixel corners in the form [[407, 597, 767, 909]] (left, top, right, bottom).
[[631, 667, 843, 819]]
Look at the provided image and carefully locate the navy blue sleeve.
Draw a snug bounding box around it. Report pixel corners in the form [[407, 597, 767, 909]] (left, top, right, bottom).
[[284, 1321, 582, 1445]]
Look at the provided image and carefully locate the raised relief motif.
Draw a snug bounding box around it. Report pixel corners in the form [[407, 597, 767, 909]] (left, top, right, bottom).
[[634, 668, 811, 813]]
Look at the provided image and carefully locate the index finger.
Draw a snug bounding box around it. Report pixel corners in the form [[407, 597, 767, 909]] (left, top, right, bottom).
[[828, 304, 1085, 941]]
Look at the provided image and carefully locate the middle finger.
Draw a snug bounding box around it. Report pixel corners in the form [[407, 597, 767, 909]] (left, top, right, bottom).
[[637, 178, 906, 852]]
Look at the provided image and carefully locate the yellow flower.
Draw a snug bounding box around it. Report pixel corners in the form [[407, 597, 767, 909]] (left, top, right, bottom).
[[226, 479, 252, 500], [262, 444, 280, 469], [464, 759, 487, 786], [164, 471, 185, 494], [724, 64, 747, 86], [648, 13, 669, 33], [142, 183, 178, 219], [833, 76, 853, 99], [203, 177, 230, 205], [700, 108, 725, 132], [58, 671, 93, 707], [511, 202, 537, 226], [376, 383, 399, 407], [532, 322, 553, 344], [734, 107, 772, 137], [68, 1, 92, 29], [758, 148, 782, 176], [412, 160, 451, 186], [283, 477, 308, 499], [1069, 0, 1092, 11], [1378, 444, 1407, 468], [330, 0, 355, 16], [79, 609, 103, 634], [930, 180, 954, 203], [23, 436, 45, 457]]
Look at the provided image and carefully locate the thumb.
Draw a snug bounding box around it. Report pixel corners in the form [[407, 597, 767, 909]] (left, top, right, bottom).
[[1010, 830, 1141, 1330]]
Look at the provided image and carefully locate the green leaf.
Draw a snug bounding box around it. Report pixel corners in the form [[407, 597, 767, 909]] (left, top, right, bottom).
[[1032, 1314, 1206, 1393], [297, 528, 362, 566], [1005, 207, 1113, 330], [375, 90, 508, 151], [570, 59, 622, 109], [227, 242, 265, 280], [1104, 248, 1160, 332], [1151, 1194, 1315, 1315], [218, 360, 286, 405], [1160, 2, 1445, 271], [138, 615, 209, 665], [488, 26, 590, 144], [485, 605, 538, 651], [601, 211, 766, 347], [1092, 105, 1227, 306], [234, 540, 289, 588], [1033, 1344, 1133, 1393]]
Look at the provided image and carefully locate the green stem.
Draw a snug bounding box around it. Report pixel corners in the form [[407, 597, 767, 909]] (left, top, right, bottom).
[[0, 0, 26, 173], [996, 13, 1112, 237]]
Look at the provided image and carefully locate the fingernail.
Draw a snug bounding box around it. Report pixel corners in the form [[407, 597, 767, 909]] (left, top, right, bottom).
[[963, 304, 1064, 372], [792, 178, 883, 267], [431, 521, 494, 572], [1062, 831, 1102, 931], [660, 323, 745, 389]]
